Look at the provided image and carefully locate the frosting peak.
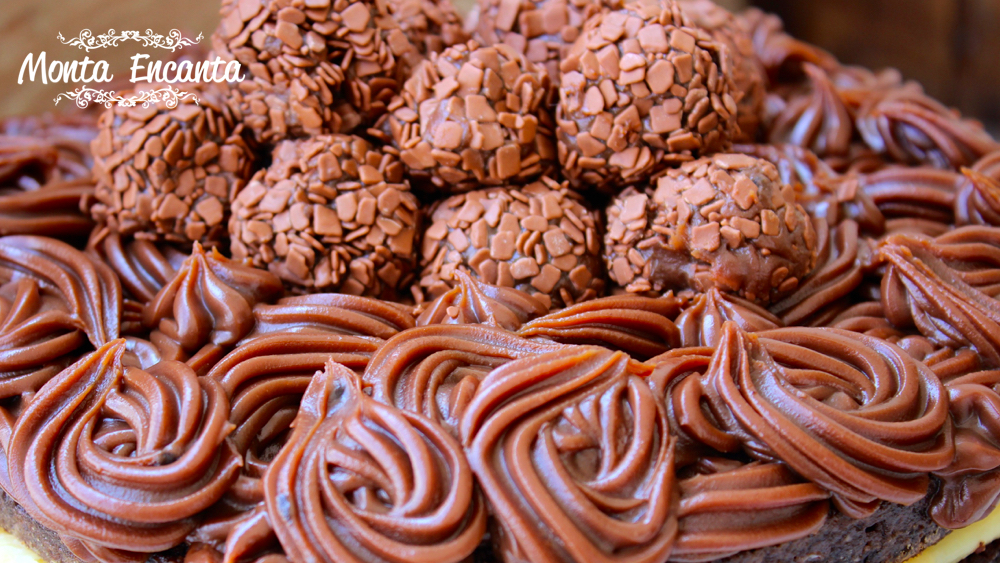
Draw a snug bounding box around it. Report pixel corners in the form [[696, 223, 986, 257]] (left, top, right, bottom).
[[143, 243, 284, 355], [417, 270, 548, 331]]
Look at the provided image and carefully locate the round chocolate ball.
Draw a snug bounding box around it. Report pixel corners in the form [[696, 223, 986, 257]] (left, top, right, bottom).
[[215, 0, 460, 142], [417, 177, 605, 309], [229, 134, 421, 298], [677, 0, 767, 141], [378, 41, 557, 194], [391, 0, 469, 60], [471, 0, 609, 82], [556, 0, 739, 190], [604, 153, 818, 304], [89, 84, 255, 246]]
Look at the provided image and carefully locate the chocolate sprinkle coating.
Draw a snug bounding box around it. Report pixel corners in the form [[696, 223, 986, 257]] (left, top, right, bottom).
[[678, 0, 767, 142], [471, 0, 610, 82], [215, 0, 467, 143], [376, 40, 557, 194], [555, 0, 739, 190], [89, 85, 255, 247], [605, 154, 818, 305], [418, 178, 605, 309], [230, 134, 421, 298]]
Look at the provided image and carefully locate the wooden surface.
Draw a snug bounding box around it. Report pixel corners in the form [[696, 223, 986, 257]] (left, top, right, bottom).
[[755, 0, 1000, 128], [0, 0, 220, 118]]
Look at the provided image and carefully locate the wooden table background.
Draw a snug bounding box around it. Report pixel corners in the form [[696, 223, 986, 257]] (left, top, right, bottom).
[[0, 0, 995, 129]]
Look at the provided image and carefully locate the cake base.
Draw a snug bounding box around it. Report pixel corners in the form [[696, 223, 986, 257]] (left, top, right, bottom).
[[0, 483, 997, 563], [0, 489, 185, 563], [716, 492, 947, 563]]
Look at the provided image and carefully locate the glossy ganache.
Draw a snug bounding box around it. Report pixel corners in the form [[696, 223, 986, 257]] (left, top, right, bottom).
[[3, 340, 240, 561], [364, 324, 565, 437], [143, 243, 284, 362], [263, 361, 486, 563], [518, 293, 685, 359], [879, 227, 1000, 368], [461, 346, 675, 563], [669, 323, 953, 518]]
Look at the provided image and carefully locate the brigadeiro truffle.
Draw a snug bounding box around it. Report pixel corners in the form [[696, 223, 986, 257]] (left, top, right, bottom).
[[605, 153, 818, 304], [417, 177, 605, 309], [376, 41, 557, 194], [677, 0, 767, 141], [214, 0, 461, 142], [229, 134, 421, 298], [89, 84, 254, 246], [556, 0, 739, 190], [471, 0, 607, 82]]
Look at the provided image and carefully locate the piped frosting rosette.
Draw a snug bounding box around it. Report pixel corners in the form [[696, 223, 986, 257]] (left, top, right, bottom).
[[417, 270, 548, 332], [209, 333, 381, 507], [0, 235, 121, 347], [3, 339, 241, 562], [459, 346, 676, 563], [263, 360, 486, 563], [770, 219, 868, 327], [86, 227, 187, 305], [0, 276, 84, 407], [0, 236, 123, 420], [364, 324, 565, 437], [931, 369, 1000, 529], [879, 227, 1000, 367], [187, 333, 383, 563], [668, 322, 953, 518], [675, 288, 781, 348]]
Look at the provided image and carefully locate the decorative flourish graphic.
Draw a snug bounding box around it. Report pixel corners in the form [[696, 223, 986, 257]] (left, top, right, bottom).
[[54, 86, 199, 109], [57, 29, 203, 52]]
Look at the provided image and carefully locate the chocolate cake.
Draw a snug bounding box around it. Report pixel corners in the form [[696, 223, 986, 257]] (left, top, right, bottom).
[[6, 0, 1000, 562]]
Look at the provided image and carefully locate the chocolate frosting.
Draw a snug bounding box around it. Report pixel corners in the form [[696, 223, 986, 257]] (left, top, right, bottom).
[[0, 277, 85, 404], [460, 346, 676, 563], [860, 166, 968, 224], [931, 369, 1000, 529], [0, 179, 95, 239], [671, 460, 830, 562], [518, 293, 683, 359], [248, 293, 415, 340], [1, 113, 96, 183], [417, 270, 548, 331], [209, 333, 380, 504], [856, 85, 1000, 169], [879, 230, 1000, 367], [768, 63, 853, 158], [669, 322, 953, 518], [4, 339, 241, 561], [364, 324, 565, 437], [0, 235, 121, 348], [183, 332, 383, 563], [143, 243, 284, 356], [87, 226, 186, 304], [956, 167, 1000, 227], [263, 360, 486, 563], [770, 219, 868, 326], [675, 288, 781, 348], [738, 8, 838, 82]]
